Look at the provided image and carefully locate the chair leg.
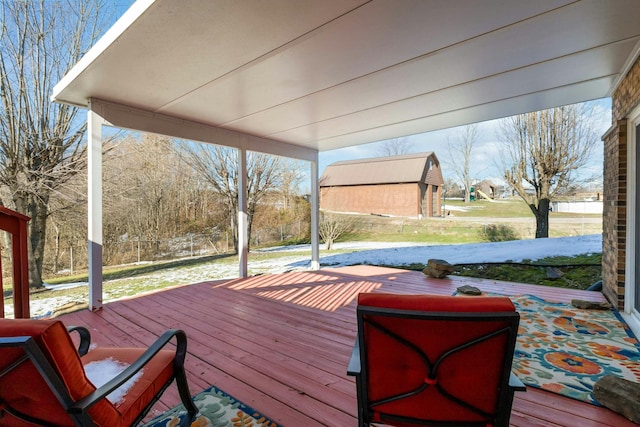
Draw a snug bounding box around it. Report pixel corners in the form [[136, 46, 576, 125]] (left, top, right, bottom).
[[171, 330, 198, 425], [175, 368, 198, 426], [355, 375, 367, 427]]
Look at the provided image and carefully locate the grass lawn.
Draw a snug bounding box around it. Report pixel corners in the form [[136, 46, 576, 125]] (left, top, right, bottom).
[[442, 198, 533, 217], [443, 253, 601, 290], [339, 198, 601, 243]]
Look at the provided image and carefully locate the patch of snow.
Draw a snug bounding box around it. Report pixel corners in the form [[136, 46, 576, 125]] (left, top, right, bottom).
[[17, 235, 601, 319], [311, 234, 602, 266], [84, 358, 143, 406], [43, 282, 87, 290], [258, 235, 602, 266]]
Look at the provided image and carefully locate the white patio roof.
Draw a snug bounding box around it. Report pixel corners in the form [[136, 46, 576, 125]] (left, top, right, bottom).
[[52, 0, 640, 153], [51, 0, 640, 310]]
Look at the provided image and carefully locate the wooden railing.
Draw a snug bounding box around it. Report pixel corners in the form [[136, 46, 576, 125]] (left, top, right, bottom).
[[0, 206, 30, 318]]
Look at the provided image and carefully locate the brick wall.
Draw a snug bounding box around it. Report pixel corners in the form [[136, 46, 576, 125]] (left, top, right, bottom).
[[602, 120, 627, 308], [603, 54, 640, 309], [612, 56, 640, 121], [320, 183, 422, 217]]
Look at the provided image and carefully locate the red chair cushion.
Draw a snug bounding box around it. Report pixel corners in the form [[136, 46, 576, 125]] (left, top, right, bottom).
[[358, 292, 515, 313], [81, 347, 176, 427], [358, 293, 515, 424], [0, 318, 115, 426]]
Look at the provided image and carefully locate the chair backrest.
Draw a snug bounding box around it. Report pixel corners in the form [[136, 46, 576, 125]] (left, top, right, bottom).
[[0, 318, 117, 426], [356, 293, 519, 426]]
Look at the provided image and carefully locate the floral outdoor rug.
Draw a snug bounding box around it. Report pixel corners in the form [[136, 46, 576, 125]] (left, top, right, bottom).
[[511, 294, 640, 405], [142, 385, 280, 427]]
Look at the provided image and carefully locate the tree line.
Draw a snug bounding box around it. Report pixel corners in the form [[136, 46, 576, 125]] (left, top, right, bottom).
[[46, 133, 310, 284]]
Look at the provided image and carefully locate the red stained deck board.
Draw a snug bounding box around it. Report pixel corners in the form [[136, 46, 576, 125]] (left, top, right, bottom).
[[512, 393, 634, 427], [106, 285, 354, 425], [152, 284, 356, 360], [514, 388, 638, 427], [64, 289, 345, 425], [57, 266, 630, 427], [117, 291, 357, 412]]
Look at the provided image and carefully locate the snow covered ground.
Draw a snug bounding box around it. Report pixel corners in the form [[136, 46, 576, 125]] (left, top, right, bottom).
[[24, 234, 601, 319], [278, 234, 602, 267]]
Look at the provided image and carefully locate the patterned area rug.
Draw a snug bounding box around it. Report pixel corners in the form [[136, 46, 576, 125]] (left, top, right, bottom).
[[142, 385, 280, 427], [511, 294, 640, 405]]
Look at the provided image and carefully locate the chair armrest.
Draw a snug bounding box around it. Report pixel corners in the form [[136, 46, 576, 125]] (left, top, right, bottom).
[[509, 372, 526, 392], [347, 335, 361, 376], [67, 326, 91, 356], [69, 329, 188, 413]]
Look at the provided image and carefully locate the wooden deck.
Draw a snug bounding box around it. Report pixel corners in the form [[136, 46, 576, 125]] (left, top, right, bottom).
[[58, 266, 637, 427]]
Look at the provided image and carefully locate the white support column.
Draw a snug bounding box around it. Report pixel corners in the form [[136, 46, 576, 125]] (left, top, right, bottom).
[[238, 147, 249, 277], [310, 155, 320, 270], [87, 104, 104, 310]]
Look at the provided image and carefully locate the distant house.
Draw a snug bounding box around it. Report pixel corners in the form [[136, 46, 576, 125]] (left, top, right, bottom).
[[320, 152, 444, 218], [473, 179, 501, 200]]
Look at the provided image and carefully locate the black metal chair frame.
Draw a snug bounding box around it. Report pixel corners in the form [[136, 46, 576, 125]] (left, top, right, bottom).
[[0, 326, 198, 427], [347, 305, 525, 427]]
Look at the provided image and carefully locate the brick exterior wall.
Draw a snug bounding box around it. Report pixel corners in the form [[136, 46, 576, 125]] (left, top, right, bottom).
[[602, 120, 627, 308], [603, 54, 640, 309], [320, 183, 423, 217], [612, 57, 640, 121]]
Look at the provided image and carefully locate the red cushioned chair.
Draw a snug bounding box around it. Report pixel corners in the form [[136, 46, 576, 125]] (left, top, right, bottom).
[[347, 293, 525, 427], [0, 318, 198, 426]]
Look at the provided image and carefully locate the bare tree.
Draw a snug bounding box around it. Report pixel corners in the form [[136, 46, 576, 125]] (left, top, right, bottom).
[[376, 137, 413, 157], [279, 158, 306, 211], [179, 143, 284, 253], [319, 211, 355, 250], [498, 103, 598, 238], [104, 135, 184, 239], [447, 124, 479, 203], [46, 165, 89, 275], [0, 0, 112, 287]]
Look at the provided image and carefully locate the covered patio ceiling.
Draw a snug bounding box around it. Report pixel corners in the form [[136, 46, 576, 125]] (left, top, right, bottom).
[[52, 0, 640, 153], [51, 0, 640, 310]]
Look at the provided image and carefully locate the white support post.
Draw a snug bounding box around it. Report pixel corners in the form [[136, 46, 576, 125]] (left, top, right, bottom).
[[238, 147, 249, 277], [310, 156, 320, 270], [87, 104, 104, 311]]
